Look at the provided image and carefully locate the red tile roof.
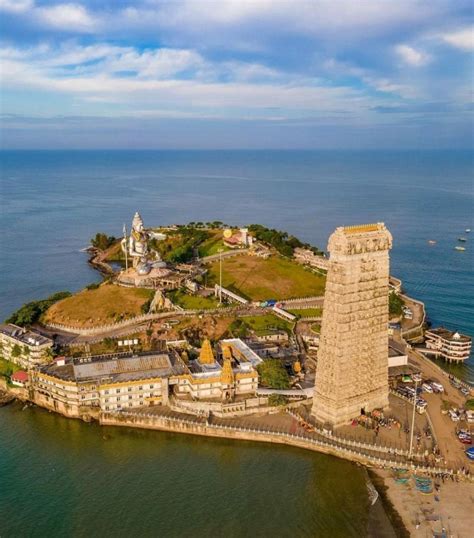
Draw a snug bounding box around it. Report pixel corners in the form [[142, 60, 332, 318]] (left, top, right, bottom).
[[11, 370, 29, 383]]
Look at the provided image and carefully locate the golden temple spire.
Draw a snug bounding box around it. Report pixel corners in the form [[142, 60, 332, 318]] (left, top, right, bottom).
[[220, 355, 234, 385], [199, 339, 215, 365]]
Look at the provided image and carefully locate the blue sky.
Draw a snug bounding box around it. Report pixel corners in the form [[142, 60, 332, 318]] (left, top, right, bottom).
[[0, 0, 472, 149]]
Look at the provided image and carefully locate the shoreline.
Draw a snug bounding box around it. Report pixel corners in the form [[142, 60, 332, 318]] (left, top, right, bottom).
[[2, 390, 473, 536]]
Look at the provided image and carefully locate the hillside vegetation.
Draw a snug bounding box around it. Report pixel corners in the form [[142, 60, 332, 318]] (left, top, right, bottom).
[[44, 284, 153, 328]]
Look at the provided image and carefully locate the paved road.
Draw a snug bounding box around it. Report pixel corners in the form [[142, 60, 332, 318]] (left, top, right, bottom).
[[407, 348, 471, 469]]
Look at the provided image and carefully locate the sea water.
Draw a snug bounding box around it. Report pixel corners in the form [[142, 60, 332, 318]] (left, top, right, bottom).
[[0, 150, 472, 536]]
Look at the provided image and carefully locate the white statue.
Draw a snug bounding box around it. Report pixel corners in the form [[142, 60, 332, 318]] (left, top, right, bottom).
[[121, 212, 165, 275]]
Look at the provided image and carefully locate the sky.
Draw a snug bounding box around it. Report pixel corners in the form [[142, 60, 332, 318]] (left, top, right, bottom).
[[0, 0, 472, 149]]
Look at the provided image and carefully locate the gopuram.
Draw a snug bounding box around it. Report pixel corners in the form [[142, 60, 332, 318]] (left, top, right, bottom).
[[311, 223, 392, 427]]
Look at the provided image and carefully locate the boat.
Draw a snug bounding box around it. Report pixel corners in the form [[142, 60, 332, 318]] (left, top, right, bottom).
[[455, 246, 466, 251], [428, 240, 437, 245], [458, 237, 467, 242], [466, 228, 471, 233]]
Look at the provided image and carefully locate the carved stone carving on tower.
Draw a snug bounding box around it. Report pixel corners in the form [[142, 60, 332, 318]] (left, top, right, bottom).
[[311, 223, 392, 428]]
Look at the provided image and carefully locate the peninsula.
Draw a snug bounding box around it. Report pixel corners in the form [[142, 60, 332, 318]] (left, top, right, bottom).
[[1, 213, 473, 536]]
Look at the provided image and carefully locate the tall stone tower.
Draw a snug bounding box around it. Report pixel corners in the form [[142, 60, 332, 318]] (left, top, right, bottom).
[[311, 223, 392, 427]]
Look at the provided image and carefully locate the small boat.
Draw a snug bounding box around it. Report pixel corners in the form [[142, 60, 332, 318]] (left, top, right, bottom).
[[428, 240, 437, 245], [466, 228, 471, 233], [455, 246, 466, 251], [458, 237, 467, 242]]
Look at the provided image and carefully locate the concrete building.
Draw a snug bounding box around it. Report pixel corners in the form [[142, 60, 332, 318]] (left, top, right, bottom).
[[32, 351, 184, 417], [425, 328, 472, 363], [32, 340, 260, 418], [311, 223, 392, 427], [294, 248, 329, 270], [0, 324, 53, 368]]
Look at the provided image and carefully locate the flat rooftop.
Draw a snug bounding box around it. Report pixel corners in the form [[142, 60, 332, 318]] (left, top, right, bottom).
[[40, 351, 186, 384], [0, 324, 53, 347], [426, 327, 471, 343]]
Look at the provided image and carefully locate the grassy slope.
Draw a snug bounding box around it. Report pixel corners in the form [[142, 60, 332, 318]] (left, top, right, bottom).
[[207, 255, 325, 300], [43, 284, 154, 328], [168, 290, 219, 310], [197, 230, 231, 257], [287, 307, 323, 318], [241, 314, 293, 335]]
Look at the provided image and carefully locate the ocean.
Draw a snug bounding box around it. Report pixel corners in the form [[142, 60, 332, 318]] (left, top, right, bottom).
[[0, 150, 472, 536]]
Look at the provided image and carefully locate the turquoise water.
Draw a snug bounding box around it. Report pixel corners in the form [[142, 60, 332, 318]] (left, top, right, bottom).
[[0, 150, 472, 535]]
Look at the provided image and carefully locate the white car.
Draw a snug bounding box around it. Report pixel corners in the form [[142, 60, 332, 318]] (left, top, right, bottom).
[[422, 383, 433, 393], [431, 382, 444, 393], [448, 410, 460, 422]]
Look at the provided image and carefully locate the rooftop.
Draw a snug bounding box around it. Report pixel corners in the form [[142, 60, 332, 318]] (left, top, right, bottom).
[[0, 324, 53, 347], [342, 223, 384, 235], [40, 351, 185, 383], [426, 327, 472, 343], [11, 370, 29, 383]]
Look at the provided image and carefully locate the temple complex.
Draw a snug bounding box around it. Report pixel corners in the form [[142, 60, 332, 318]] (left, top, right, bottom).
[[311, 223, 392, 427]]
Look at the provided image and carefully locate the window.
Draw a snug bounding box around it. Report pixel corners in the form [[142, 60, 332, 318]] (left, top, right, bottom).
[[150, 384, 154, 389], [116, 389, 120, 393], [128, 387, 132, 392], [105, 390, 109, 395], [139, 386, 143, 391], [129, 395, 132, 400], [105, 398, 109, 403]]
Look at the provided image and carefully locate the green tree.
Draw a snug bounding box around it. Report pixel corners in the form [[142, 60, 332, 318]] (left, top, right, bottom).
[[91, 233, 116, 250], [257, 359, 290, 389], [389, 291, 404, 317], [11, 344, 22, 358]]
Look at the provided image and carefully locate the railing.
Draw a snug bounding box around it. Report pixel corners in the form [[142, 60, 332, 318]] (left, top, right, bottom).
[[100, 409, 460, 477]]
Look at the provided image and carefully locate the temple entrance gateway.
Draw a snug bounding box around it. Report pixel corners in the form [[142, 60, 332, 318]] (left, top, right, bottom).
[[311, 223, 392, 428]]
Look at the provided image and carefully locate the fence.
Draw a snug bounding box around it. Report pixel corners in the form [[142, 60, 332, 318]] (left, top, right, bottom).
[[100, 409, 459, 477]]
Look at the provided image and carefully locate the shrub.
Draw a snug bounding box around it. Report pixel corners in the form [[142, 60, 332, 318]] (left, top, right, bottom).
[[5, 291, 72, 327], [268, 394, 289, 406]]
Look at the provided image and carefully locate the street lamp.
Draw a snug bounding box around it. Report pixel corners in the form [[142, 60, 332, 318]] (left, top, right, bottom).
[[218, 248, 223, 304], [409, 378, 418, 459]]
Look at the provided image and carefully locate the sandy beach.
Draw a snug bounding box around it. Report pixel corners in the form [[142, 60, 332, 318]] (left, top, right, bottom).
[[371, 469, 474, 537]]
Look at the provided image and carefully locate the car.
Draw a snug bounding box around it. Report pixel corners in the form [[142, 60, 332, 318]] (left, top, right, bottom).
[[431, 382, 444, 393], [412, 374, 423, 383], [452, 380, 462, 389], [448, 410, 460, 422], [466, 411, 474, 424], [460, 387, 470, 397], [422, 383, 433, 393]]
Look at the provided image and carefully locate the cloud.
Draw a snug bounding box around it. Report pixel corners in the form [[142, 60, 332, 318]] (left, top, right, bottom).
[[395, 44, 431, 66], [0, 0, 33, 13], [36, 3, 97, 32], [440, 27, 473, 51]]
